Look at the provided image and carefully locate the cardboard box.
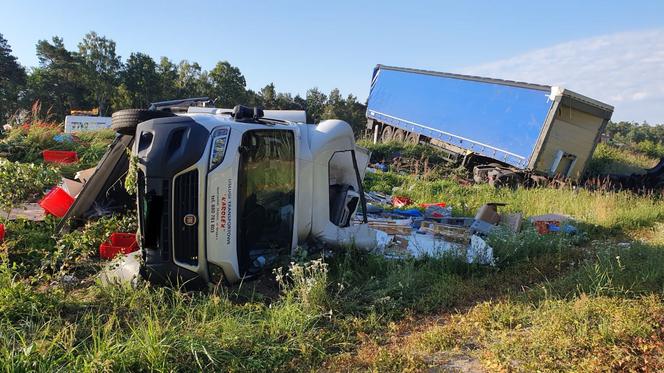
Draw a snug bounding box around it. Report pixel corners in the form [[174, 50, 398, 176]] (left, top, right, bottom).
[[474, 203, 506, 225]]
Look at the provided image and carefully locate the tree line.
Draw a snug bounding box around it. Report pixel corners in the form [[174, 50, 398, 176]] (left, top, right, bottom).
[[605, 121, 664, 159], [0, 32, 367, 134]]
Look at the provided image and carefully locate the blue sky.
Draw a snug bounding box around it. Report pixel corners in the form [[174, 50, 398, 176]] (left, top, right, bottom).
[[2, 0, 664, 122]]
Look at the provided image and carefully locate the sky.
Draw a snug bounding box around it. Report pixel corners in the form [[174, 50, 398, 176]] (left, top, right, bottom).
[[2, 0, 663, 123]]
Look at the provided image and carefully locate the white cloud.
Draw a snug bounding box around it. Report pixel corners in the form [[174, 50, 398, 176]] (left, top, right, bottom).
[[461, 29, 664, 124]]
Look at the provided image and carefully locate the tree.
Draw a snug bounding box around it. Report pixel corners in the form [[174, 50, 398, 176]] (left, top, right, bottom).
[[119, 52, 160, 108], [0, 33, 26, 122], [322, 88, 345, 119], [78, 32, 121, 115], [259, 83, 276, 108], [26, 36, 90, 118], [208, 61, 247, 107], [305, 87, 327, 123], [157, 57, 178, 100], [176, 60, 204, 98]]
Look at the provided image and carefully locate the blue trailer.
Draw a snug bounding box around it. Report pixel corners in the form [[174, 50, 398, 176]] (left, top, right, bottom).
[[366, 65, 614, 181]]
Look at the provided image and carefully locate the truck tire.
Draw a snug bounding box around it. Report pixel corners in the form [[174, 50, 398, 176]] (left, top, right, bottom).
[[111, 109, 176, 135], [393, 129, 406, 142], [490, 170, 523, 189], [380, 126, 394, 142], [406, 132, 420, 145]]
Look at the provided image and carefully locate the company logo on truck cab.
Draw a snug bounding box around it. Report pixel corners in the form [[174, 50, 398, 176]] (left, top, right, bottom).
[[183, 214, 197, 226], [219, 196, 227, 229], [209, 179, 233, 245]]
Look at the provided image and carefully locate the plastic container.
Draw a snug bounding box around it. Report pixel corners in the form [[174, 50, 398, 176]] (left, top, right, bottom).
[[39, 187, 75, 217], [0, 224, 5, 243], [42, 150, 78, 164], [99, 233, 139, 259], [534, 220, 560, 235]]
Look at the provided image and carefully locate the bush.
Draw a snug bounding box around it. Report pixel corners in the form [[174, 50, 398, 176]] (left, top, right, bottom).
[[0, 160, 60, 211], [51, 214, 137, 275]]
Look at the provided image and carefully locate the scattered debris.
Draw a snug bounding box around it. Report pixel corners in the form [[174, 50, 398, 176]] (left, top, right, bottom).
[[365, 191, 392, 205], [530, 214, 573, 235], [61, 178, 84, 198], [501, 212, 523, 233], [438, 217, 474, 228], [53, 133, 75, 143], [60, 274, 80, 288], [42, 150, 78, 164], [474, 203, 504, 225], [404, 232, 463, 258], [98, 250, 141, 286], [366, 217, 413, 235], [470, 219, 495, 235], [467, 235, 494, 265], [420, 221, 470, 244], [392, 195, 413, 207], [39, 186, 75, 217], [0, 223, 4, 243], [392, 208, 422, 217], [74, 167, 96, 184], [423, 203, 452, 220], [99, 233, 139, 260]]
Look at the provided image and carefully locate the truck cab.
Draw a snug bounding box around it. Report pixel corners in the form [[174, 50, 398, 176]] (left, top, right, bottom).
[[133, 106, 371, 285]]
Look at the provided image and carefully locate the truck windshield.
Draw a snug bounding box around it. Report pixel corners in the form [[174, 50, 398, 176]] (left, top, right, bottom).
[[237, 129, 295, 275]]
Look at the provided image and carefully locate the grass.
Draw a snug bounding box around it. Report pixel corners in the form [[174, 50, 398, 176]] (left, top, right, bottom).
[[1, 136, 664, 370], [0, 121, 116, 172], [411, 241, 664, 371], [365, 171, 664, 232], [586, 142, 659, 176]]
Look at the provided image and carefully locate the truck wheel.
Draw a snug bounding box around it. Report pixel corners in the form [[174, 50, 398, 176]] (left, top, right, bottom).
[[111, 109, 176, 135], [406, 132, 420, 144], [380, 126, 394, 142], [393, 129, 406, 142]]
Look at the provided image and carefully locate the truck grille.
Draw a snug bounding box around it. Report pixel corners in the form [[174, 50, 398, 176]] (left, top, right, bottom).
[[173, 170, 199, 265]]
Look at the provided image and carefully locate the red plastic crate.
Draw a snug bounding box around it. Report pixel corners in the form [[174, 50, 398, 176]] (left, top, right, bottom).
[[39, 187, 75, 217], [0, 224, 5, 243], [534, 220, 561, 235], [42, 150, 78, 164], [99, 233, 138, 259]]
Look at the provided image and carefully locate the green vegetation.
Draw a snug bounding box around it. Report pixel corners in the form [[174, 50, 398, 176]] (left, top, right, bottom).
[[606, 120, 664, 158], [1, 115, 664, 370], [0, 160, 60, 211], [586, 142, 658, 176]]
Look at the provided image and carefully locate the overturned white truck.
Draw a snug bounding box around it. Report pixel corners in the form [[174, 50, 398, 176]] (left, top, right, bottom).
[[97, 101, 377, 285]]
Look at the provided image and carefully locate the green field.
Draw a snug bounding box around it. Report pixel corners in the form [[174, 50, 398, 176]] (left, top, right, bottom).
[[1, 130, 664, 371]]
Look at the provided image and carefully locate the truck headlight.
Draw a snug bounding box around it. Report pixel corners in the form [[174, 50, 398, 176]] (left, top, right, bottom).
[[209, 127, 230, 171]]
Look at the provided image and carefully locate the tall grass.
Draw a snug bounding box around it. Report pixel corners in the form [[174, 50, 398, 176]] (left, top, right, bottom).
[[586, 142, 659, 176], [366, 171, 664, 231], [0, 257, 339, 371]]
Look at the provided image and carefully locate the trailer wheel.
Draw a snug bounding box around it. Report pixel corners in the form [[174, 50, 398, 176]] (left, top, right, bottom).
[[393, 129, 406, 142], [406, 132, 420, 145], [490, 170, 524, 189], [111, 109, 176, 135], [380, 126, 394, 142]]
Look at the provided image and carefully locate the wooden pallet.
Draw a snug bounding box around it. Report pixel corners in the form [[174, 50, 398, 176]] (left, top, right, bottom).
[[367, 221, 413, 235], [420, 221, 470, 243]]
